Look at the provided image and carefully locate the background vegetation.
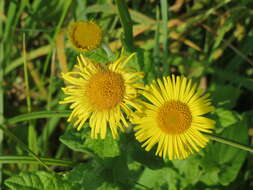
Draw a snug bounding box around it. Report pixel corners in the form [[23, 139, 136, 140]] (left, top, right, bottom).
[[0, 0, 253, 189]]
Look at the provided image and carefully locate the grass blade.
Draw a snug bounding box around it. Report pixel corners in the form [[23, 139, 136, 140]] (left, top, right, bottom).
[[115, 0, 134, 49], [0, 125, 50, 171], [0, 155, 74, 167], [23, 34, 38, 159], [5, 110, 71, 125], [160, 0, 169, 75], [0, 0, 5, 185], [153, 6, 160, 78]]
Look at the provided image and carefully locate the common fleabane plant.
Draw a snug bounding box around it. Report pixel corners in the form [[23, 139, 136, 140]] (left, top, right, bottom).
[[60, 52, 144, 139], [59, 21, 251, 164], [132, 75, 215, 160]]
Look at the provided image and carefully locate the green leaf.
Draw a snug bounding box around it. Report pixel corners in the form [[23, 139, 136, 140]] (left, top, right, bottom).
[[84, 48, 117, 64], [200, 117, 248, 186], [137, 167, 180, 190], [5, 171, 71, 190], [59, 128, 87, 153], [171, 157, 202, 185], [199, 167, 220, 186], [60, 128, 120, 158], [122, 134, 165, 169], [65, 163, 105, 190], [65, 157, 131, 190], [102, 156, 132, 189], [214, 108, 239, 131], [83, 132, 120, 158], [211, 84, 241, 109]]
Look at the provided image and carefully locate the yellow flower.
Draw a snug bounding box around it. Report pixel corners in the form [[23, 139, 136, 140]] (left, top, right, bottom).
[[68, 21, 102, 52], [133, 75, 215, 160], [60, 52, 143, 139]]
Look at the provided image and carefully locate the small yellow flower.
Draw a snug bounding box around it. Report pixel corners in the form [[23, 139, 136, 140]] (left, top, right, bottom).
[[68, 21, 102, 52], [60, 52, 143, 139], [133, 75, 215, 160]]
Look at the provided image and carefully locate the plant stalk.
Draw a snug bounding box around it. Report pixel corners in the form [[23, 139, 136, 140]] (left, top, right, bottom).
[[205, 133, 253, 153]]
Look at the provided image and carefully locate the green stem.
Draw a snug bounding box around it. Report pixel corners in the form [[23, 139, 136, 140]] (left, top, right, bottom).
[[0, 156, 74, 167], [205, 133, 253, 153]]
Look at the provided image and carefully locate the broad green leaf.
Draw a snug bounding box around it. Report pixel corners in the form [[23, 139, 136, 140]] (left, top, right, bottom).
[[121, 134, 164, 169], [211, 84, 241, 109], [137, 167, 181, 190], [200, 117, 248, 186], [199, 167, 220, 186], [216, 120, 248, 185], [59, 128, 86, 153], [5, 171, 71, 190], [83, 132, 120, 158], [60, 128, 120, 158], [65, 163, 106, 190], [84, 48, 117, 64], [101, 156, 132, 189], [65, 157, 131, 190], [172, 157, 202, 185], [214, 108, 239, 130]]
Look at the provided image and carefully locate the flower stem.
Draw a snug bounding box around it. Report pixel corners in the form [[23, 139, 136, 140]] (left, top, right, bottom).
[[0, 155, 74, 167], [205, 133, 253, 153]]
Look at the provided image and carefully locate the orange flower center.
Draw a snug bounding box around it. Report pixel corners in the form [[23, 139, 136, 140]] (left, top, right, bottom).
[[86, 70, 125, 110], [157, 101, 192, 134], [69, 21, 102, 51]]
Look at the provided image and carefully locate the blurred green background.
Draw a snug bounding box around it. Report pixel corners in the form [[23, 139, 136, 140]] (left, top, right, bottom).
[[0, 0, 253, 189]]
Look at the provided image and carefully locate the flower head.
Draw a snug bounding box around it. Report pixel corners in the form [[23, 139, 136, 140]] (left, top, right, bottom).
[[68, 21, 102, 52], [133, 75, 215, 160], [60, 52, 143, 139]]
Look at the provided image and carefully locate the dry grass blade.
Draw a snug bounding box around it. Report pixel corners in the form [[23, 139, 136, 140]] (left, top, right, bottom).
[[56, 30, 68, 74]]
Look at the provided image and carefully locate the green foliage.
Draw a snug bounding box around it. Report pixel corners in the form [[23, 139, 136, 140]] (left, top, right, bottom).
[[214, 108, 240, 131], [122, 134, 165, 169], [60, 127, 120, 158], [59, 128, 87, 153], [65, 162, 117, 190], [200, 118, 248, 186], [137, 167, 180, 190], [5, 171, 71, 190], [211, 84, 241, 109], [216, 125, 246, 181], [65, 156, 133, 190]]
